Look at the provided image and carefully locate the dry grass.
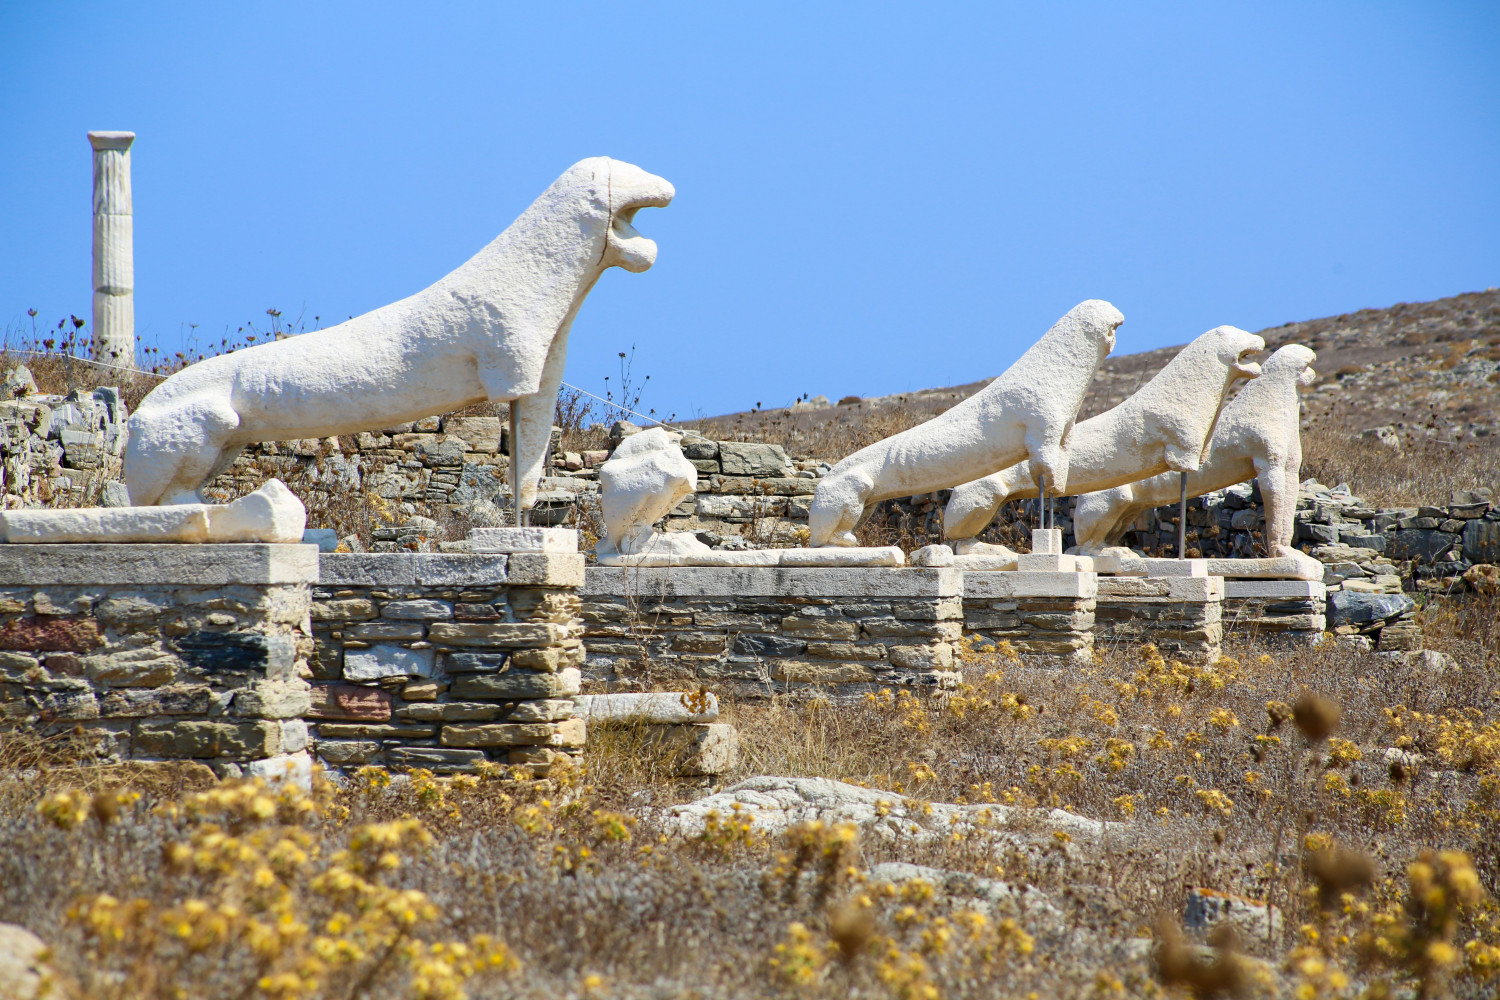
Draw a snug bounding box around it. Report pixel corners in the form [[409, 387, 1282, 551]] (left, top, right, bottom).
[[5, 596, 1499, 998], [1299, 428, 1499, 507], [686, 400, 930, 465]]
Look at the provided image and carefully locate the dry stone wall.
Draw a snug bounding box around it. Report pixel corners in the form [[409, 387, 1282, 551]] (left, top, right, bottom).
[[1, 379, 128, 508], [308, 550, 586, 776], [580, 567, 962, 697], [0, 544, 316, 777]]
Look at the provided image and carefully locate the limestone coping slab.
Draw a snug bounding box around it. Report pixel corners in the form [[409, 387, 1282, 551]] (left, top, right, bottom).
[[0, 543, 319, 586], [576, 691, 720, 724], [584, 566, 962, 599], [319, 553, 508, 587], [468, 527, 578, 554], [1096, 575, 1224, 601], [962, 571, 1098, 600], [1223, 580, 1327, 600]]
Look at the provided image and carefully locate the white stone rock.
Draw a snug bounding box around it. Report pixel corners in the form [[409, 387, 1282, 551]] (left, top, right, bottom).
[[950, 539, 1021, 571], [467, 526, 578, 553], [1013, 528, 1094, 572], [344, 644, 436, 681], [576, 691, 720, 724], [1092, 551, 1209, 577], [0, 479, 306, 544], [668, 775, 1114, 843], [1223, 579, 1326, 600], [1204, 551, 1323, 581], [1069, 344, 1317, 558], [585, 565, 960, 598], [124, 157, 672, 506], [867, 863, 1064, 927], [809, 300, 1124, 547], [246, 750, 313, 791], [595, 546, 908, 568], [943, 325, 1266, 541], [908, 544, 955, 567], [0, 921, 51, 1000]]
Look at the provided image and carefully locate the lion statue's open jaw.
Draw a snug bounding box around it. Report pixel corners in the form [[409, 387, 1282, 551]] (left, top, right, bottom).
[[603, 163, 674, 273], [1233, 348, 1263, 379]]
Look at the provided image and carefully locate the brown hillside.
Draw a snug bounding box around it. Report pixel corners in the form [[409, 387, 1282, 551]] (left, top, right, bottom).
[[687, 289, 1500, 504]]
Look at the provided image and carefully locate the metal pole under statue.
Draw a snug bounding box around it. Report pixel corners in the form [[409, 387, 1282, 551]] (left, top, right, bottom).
[[88, 131, 136, 368], [509, 401, 525, 527], [1177, 472, 1188, 559]]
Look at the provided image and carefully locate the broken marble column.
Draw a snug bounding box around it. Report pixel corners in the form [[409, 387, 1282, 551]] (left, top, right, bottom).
[[89, 130, 136, 368], [0, 479, 306, 544]]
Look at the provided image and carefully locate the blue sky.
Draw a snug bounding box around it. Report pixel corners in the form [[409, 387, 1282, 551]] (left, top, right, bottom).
[[2, 3, 1497, 421]]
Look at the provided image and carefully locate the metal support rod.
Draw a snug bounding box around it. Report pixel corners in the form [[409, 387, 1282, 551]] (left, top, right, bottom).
[[1177, 471, 1189, 559], [1037, 476, 1046, 531], [509, 401, 525, 528], [1049, 492, 1056, 534]]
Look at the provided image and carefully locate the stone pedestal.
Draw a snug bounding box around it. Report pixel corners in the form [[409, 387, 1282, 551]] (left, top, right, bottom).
[[0, 543, 317, 776], [581, 566, 963, 696], [1094, 574, 1224, 661], [1015, 528, 1094, 573], [960, 570, 1097, 666], [1222, 580, 1327, 646], [310, 544, 585, 776]]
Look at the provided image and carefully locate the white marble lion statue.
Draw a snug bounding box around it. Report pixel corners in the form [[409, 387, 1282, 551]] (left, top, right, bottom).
[[807, 300, 1123, 547], [124, 157, 673, 506], [1069, 343, 1317, 555], [941, 325, 1266, 544]]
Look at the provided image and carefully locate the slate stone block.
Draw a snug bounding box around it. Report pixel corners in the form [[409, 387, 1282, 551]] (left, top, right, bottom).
[[1327, 591, 1415, 628], [172, 632, 296, 674], [1464, 520, 1500, 564], [1385, 529, 1458, 563], [733, 633, 806, 657]]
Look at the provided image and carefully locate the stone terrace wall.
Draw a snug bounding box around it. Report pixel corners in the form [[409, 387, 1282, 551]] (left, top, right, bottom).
[[199, 420, 826, 553], [961, 572, 1096, 666], [308, 550, 586, 776], [1, 385, 127, 508], [580, 567, 963, 697], [0, 544, 316, 777], [1094, 576, 1223, 663]]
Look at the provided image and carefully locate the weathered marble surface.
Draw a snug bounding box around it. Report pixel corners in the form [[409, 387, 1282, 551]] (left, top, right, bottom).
[[89, 130, 136, 368], [595, 427, 714, 563], [124, 157, 672, 507]]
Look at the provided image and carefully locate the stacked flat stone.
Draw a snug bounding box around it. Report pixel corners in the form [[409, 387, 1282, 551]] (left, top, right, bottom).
[[961, 570, 1097, 665], [0, 544, 315, 777], [1220, 580, 1327, 646], [1094, 571, 1223, 662], [0, 381, 128, 507], [575, 691, 737, 777], [309, 535, 584, 776], [581, 566, 962, 697]]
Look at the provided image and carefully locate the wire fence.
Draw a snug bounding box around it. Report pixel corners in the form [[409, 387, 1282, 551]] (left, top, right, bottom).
[[3, 348, 670, 429]]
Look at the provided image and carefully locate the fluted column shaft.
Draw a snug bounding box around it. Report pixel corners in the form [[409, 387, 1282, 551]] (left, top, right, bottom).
[[89, 130, 136, 368]]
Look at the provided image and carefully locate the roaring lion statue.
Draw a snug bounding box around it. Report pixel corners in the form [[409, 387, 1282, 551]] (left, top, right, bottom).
[[125, 157, 673, 507]]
